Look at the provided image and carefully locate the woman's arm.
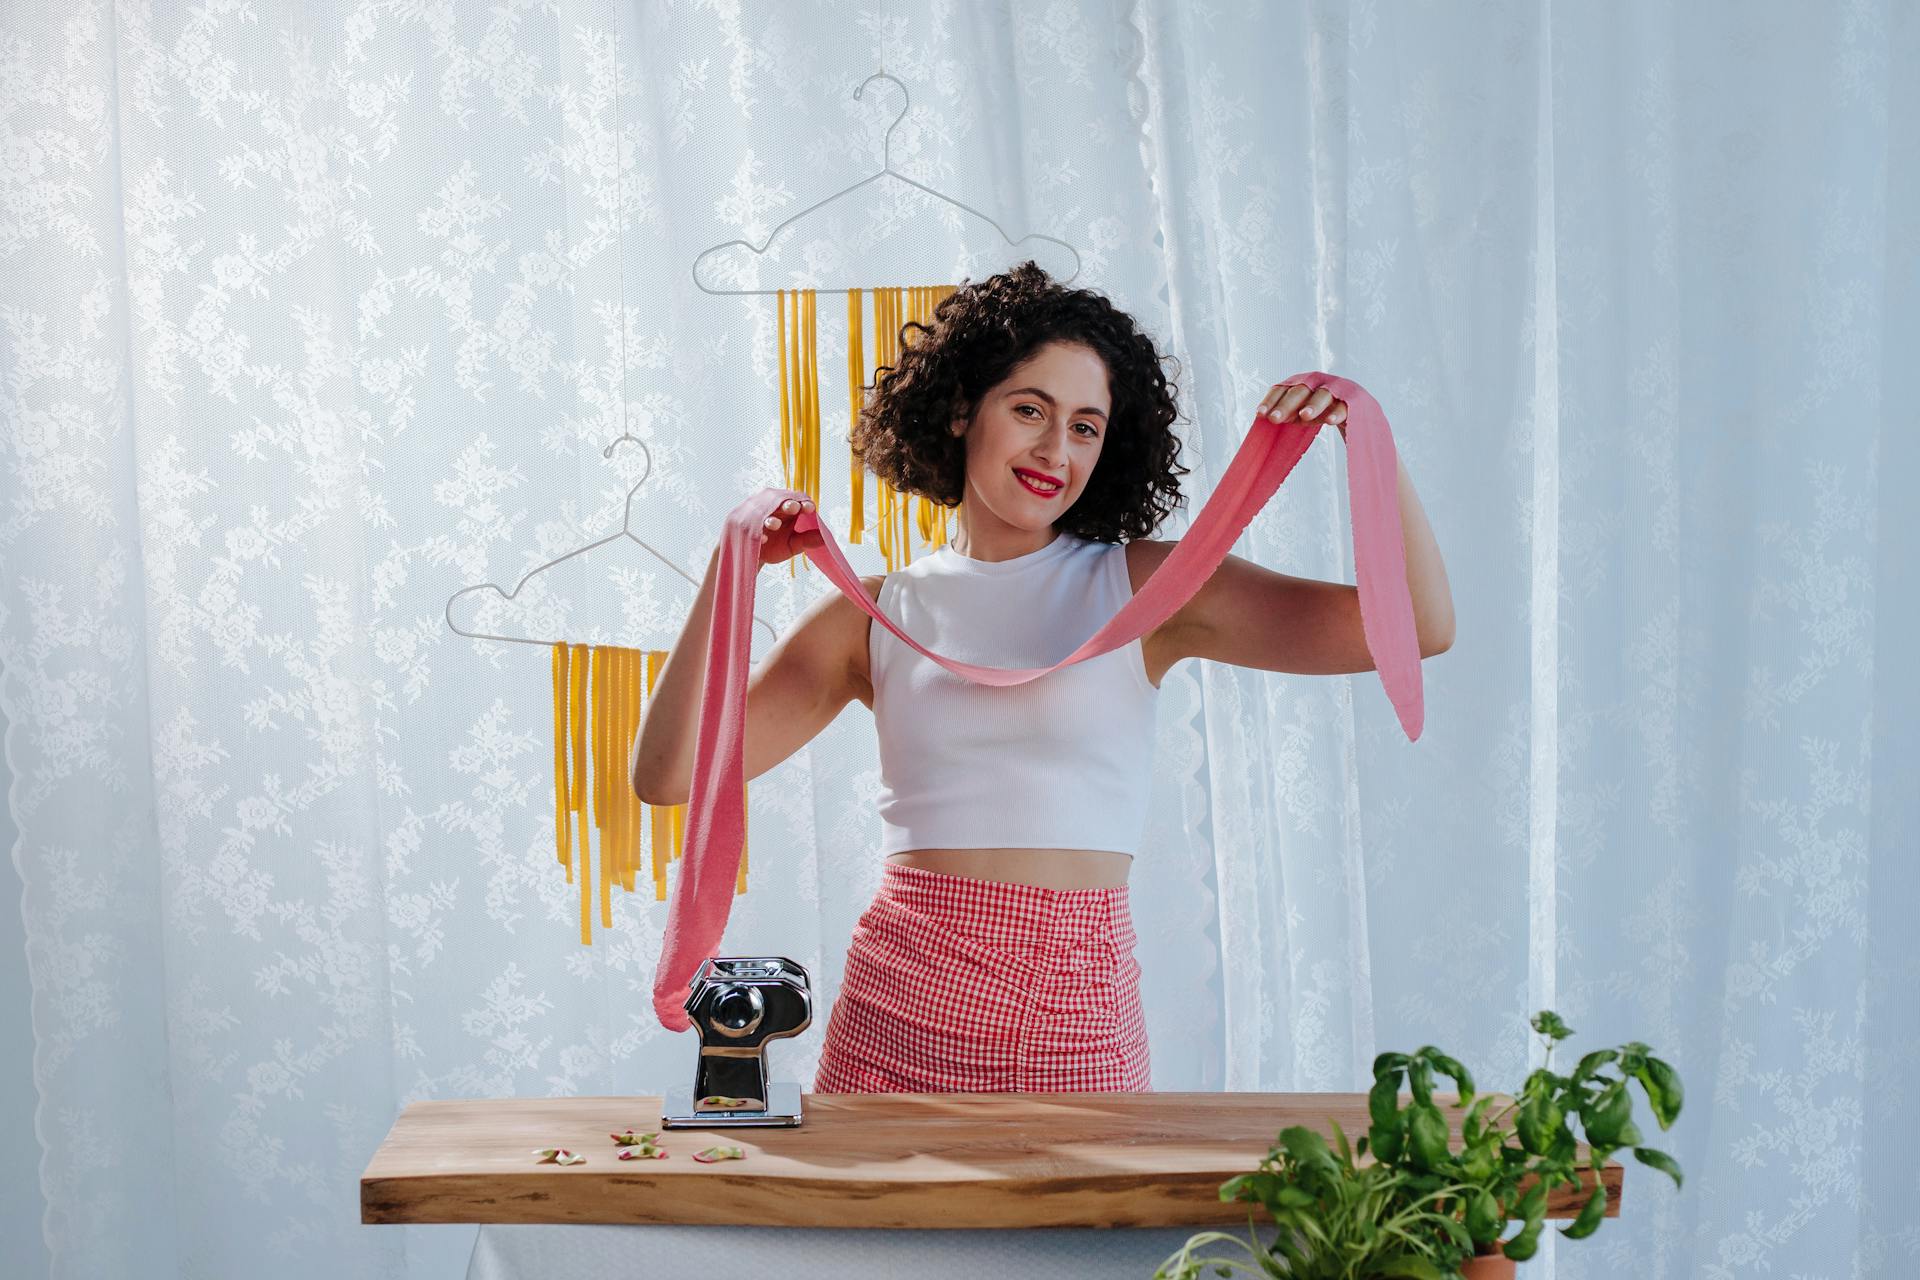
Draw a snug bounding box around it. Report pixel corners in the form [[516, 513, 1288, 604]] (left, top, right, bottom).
[[1144, 445, 1453, 677], [631, 542, 879, 806]]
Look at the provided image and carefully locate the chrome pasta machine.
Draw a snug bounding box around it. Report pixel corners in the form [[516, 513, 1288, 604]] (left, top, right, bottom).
[[661, 956, 812, 1129]]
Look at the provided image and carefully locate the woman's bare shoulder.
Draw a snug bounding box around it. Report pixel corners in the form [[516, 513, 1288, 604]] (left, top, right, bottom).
[[1124, 536, 1178, 589], [828, 573, 887, 702], [1124, 538, 1196, 675]]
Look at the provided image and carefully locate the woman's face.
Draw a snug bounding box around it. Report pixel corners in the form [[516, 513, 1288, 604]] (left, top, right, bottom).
[[951, 339, 1111, 529]]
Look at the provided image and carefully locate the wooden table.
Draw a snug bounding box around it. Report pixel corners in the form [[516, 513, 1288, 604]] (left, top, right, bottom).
[[362, 1092, 1623, 1229]]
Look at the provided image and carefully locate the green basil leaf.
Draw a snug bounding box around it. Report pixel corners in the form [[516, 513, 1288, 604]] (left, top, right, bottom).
[[1281, 1125, 1333, 1171], [1370, 1073, 1403, 1129], [1515, 1178, 1549, 1222], [1583, 1080, 1630, 1147], [1571, 1048, 1618, 1086], [1559, 1183, 1608, 1240], [1633, 1146, 1684, 1189], [1644, 1057, 1685, 1128], [1408, 1100, 1450, 1171], [1504, 1219, 1544, 1261], [1465, 1188, 1502, 1244]]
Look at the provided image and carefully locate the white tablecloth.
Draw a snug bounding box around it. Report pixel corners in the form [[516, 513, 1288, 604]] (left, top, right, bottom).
[[466, 1221, 1245, 1279]]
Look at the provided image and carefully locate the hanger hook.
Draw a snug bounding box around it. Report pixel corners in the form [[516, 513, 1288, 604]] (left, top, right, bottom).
[[604, 433, 654, 527], [854, 72, 909, 169]]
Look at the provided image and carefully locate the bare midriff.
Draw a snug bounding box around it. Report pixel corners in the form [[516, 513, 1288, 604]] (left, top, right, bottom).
[[884, 848, 1133, 890]]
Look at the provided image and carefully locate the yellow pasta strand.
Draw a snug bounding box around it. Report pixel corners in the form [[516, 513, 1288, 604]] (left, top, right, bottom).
[[616, 655, 631, 883], [589, 642, 603, 936], [610, 650, 623, 892], [629, 648, 644, 891], [612, 646, 627, 894], [806, 290, 814, 571], [590, 645, 603, 916], [894, 289, 914, 568], [848, 288, 865, 544], [641, 644, 656, 898], [627, 648, 644, 894], [570, 643, 591, 944], [569, 642, 587, 814], [784, 288, 820, 580], [591, 645, 606, 833], [605, 645, 621, 892], [647, 650, 671, 901], [641, 652, 656, 901], [785, 288, 803, 580], [796, 289, 808, 499], [777, 287, 792, 493], [614, 652, 629, 890], [805, 287, 819, 502], [871, 289, 884, 568], [738, 777, 750, 896], [553, 642, 572, 881]]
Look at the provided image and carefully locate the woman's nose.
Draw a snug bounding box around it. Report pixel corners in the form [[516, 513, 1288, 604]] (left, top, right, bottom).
[[1034, 423, 1069, 462]]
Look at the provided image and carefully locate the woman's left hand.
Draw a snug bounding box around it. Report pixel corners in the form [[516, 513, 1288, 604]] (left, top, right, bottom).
[[1257, 382, 1349, 435]]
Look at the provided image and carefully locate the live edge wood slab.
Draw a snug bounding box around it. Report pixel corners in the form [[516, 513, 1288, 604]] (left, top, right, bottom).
[[361, 1092, 1623, 1229]]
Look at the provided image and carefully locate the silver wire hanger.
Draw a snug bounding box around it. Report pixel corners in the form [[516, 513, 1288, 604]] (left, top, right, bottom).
[[690, 72, 1082, 295], [445, 433, 780, 648]]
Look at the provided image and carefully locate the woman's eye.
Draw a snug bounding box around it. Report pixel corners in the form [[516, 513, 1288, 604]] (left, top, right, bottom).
[[1019, 404, 1096, 436]]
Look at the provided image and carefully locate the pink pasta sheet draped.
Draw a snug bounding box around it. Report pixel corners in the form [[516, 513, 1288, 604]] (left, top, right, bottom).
[[653, 372, 1423, 1032]]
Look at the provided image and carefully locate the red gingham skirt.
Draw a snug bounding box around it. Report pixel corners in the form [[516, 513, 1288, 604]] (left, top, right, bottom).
[[811, 861, 1152, 1093]]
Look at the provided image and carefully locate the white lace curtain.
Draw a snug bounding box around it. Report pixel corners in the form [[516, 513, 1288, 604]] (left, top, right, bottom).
[[3, 1, 1915, 1277]]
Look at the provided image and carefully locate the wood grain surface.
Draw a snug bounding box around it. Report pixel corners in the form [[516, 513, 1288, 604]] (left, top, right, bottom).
[[361, 1092, 1625, 1228]]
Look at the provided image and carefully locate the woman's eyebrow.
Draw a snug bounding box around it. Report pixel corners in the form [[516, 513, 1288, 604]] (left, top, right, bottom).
[[1006, 386, 1108, 420]]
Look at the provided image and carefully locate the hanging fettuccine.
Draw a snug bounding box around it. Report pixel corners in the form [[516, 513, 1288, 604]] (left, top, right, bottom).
[[779, 285, 960, 574], [550, 641, 749, 945]]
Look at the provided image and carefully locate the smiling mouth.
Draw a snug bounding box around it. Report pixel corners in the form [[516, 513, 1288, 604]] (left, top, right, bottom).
[[1015, 469, 1063, 496]]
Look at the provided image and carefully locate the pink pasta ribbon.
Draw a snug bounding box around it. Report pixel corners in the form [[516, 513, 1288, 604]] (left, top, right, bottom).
[[653, 372, 1423, 1031]]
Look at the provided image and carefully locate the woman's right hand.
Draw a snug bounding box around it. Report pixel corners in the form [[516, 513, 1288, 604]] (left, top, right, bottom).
[[758, 496, 820, 566]]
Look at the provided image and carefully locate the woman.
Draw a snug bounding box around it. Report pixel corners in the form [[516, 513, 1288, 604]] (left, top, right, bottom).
[[632, 261, 1455, 1094]]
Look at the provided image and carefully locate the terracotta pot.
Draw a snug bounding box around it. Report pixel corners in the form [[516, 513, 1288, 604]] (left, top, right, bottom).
[[1457, 1251, 1517, 1280]]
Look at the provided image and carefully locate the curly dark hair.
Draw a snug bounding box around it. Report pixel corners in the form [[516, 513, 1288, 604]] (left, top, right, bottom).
[[849, 260, 1189, 543]]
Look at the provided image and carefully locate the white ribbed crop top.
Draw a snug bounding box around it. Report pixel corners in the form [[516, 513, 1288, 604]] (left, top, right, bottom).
[[867, 531, 1160, 856]]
